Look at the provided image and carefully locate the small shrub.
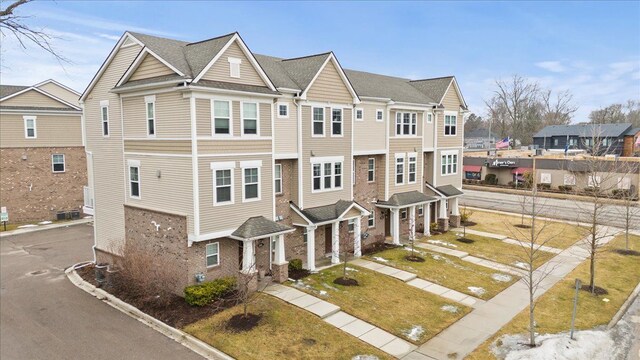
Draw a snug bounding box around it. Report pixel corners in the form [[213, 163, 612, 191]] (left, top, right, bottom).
[[184, 277, 236, 307], [558, 185, 573, 192], [485, 174, 498, 185], [288, 258, 303, 272], [430, 222, 439, 233], [460, 208, 474, 223], [537, 183, 551, 190], [611, 189, 632, 199]]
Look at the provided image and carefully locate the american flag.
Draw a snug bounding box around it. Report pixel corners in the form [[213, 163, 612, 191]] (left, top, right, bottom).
[[495, 137, 510, 149]]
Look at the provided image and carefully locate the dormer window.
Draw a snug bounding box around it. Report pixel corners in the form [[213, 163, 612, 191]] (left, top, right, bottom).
[[228, 57, 241, 78]]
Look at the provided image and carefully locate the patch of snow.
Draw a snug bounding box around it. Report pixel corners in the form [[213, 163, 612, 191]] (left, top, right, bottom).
[[318, 290, 328, 296], [346, 267, 359, 272], [427, 240, 458, 248], [38, 221, 52, 225], [430, 254, 445, 261], [602, 298, 610, 303], [17, 224, 38, 228], [402, 247, 426, 256], [372, 256, 389, 263], [402, 325, 424, 341], [441, 305, 459, 313], [352, 355, 379, 360], [492, 273, 513, 282], [468, 286, 487, 296], [83, 216, 93, 219], [322, 283, 340, 292], [513, 262, 530, 270]]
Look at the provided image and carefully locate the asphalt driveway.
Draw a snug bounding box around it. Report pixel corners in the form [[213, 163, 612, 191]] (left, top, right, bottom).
[[0, 223, 203, 360]]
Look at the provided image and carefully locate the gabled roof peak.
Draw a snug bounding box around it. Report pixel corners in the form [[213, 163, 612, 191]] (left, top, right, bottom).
[[186, 31, 238, 46], [281, 51, 332, 62]]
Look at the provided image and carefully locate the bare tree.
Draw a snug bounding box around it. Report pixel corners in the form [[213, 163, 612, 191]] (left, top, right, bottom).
[[490, 75, 541, 145], [1, 0, 69, 63], [540, 89, 578, 126], [614, 162, 640, 251]]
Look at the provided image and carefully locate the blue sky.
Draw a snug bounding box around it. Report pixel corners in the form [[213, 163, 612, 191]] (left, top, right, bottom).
[[2, 1, 639, 120]]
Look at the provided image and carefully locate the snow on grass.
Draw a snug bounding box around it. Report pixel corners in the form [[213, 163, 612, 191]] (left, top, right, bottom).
[[38, 221, 52, 225], [427, 240, 458, 248], [402, 325, 425, 341], [352, 355, 380, 360], [17, 224, 38, 228], [430, 254, 445, 261], [492, 273, 513, 282], [513, 262, 530, 270], [441, 305, 459, 313], [401, 247, 426, 256], [346, 267, 359, 272], [468, 286, 487, 297], [372, 256, 389, 263], [322, 283, 340, 292]]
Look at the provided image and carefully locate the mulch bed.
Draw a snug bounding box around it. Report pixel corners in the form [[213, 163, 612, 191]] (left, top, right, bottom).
[[405, 255, 425, 262], [333, 277, 359, 286], [514, 224, 532, 229], [456, 237, 476, 244], [289, 268, 311, 280], [612, 249, 640, 256], [226, 313, 262, 332], [77, 265, 236, 328], [580, 284, 609, 296], [461, 221, 477, 227]]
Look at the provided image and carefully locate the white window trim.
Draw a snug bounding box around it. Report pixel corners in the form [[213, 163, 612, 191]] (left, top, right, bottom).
[[367, 157, 375, 183], [418, 205, 424, 217], [395, 153, 405, 186], [347, 218, 355, 233], [375, 109, 384, 122], [440, 149, 459, 176], [206, 242, 220, 268], [228, 57, 241, 78], [540, 172, 552, 184], [444, 111, 458, 137], [211, 161, 236, 205], [128, 159, 141, 199], [241, 160, 262, 203], [145, 95, 156, 138], [100, 100, 109, 138], [331, 107, 343, 137], [401, 209, 407, 219], [276, 102, 289, 119], [51, 154, 65, 173], [240, 101, 260, 137], [408, 153, 417, 184], [310, 159, 344, 194], [426, 112, 433, 124], [395, 112, 418, 136], [355, 108, 364, 122], [23, 115, 37, 139], [274, 163, 282, 194], [368, 209, 376, 228], [311, 106, 325, 138], [211, 99, 233, 137]]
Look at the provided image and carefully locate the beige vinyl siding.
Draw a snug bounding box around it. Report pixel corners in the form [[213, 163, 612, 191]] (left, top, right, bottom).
[[198, 154, 273, 235], [353, 103, 386, 154], [437, 85, 464, 148], [200, 41, 267, 87], [274, 99, 297, 155], [0, 113, 82, 148], [124, 155, 194, 233], [84, 42, 142, 254], [423, 114, 435, 149], [198, 139, 271, 155], [2, 89, 70, 108], [305, 61, 353, 104], [377, 156, 387, 198], [300, 105, 352, 209], [196, 98, 211, 136], [195, 99, 271, 138], [122, 91, 190, 138], [434, 148, 462, 188], [124, 140, 191, 154], [36, 82, 80, 106], [423, 152, 435, 185], [388, 137, 423, 194], [129, 54, 176, 81]]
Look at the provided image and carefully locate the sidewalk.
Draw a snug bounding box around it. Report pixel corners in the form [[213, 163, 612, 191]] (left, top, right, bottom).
[[407, 226, 618, 360], [452, 228, 565, 255], [0, 218, 93, 238]]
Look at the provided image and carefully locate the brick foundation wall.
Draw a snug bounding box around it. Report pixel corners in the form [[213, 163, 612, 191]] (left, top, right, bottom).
[[0, 146, 86, 223], [354, 155, 385, 249]]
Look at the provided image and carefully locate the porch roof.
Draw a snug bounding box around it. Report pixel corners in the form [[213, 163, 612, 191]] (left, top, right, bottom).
[[290, 200, 369, 225], [230, 216, 294, 241], [376, 190, 438, 208]]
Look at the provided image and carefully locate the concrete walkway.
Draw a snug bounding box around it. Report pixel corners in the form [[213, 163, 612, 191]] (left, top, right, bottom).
[[351, 258, 485, 308], [407, 226, 619, 360], [263, 283, 416, 358], [452, 228, 564, 254]]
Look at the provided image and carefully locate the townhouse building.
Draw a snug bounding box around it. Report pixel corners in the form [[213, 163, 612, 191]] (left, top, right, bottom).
[[0, 80, 87, 223], [81, 31, 467, 291]]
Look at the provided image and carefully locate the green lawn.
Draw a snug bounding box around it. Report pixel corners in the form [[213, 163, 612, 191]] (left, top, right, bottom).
[[465, 208, 588, 249], [467, 234, 640, 360], [184, 295, 392, 360], [422, 232, 555, 270], [364, 246, 518, 300], [290, 264, 471, 344]]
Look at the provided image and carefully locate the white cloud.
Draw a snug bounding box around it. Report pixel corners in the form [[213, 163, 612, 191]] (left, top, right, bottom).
[[96, 33, 122, 41], [535, 61, 566, 73]]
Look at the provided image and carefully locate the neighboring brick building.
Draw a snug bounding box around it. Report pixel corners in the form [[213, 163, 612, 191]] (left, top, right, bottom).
[[0, 80, 87, 223]]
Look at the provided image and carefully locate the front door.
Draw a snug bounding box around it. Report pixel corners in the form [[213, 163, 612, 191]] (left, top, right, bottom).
[[384, 209, 391, 236], [325, 225, 332, 254]]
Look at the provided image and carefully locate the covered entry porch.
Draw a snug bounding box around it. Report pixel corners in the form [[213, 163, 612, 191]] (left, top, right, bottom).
[[376, 190, 438, 245], [425, 183, 464, 230]]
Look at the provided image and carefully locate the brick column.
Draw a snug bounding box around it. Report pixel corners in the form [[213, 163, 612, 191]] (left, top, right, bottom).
[[438, 199, 449, 232], [449, 197, 461, 228]]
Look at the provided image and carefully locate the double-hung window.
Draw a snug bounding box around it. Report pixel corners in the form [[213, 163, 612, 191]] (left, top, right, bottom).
[[418, 205, 424, 217], [243, 167, 260, 201], [347, 219, 355, 233], [395, 154, 405, 185], [128, 160, 140, 199], [334, 163, 342, 188], [368, 209, 375, 227], [441, 151, 458, 176], [323, 163, 332, 189], [444, 114, 457, 136], [408, 154, 417, 183], [212, 161, 235, 205], [427, 113, 433, 124], [52, 154, 65, 173], [311, 158, 343, 192], [395, 112, 417, 135], [213, 100, 231, 135], [274, 164, 282, 194], [367, 158, 375, 182], [312, 107, 324, 136], [331, 108, 342, 136], [206, 242, 219, 267], [312, 164, 322, 190], [355, 108, 363, 121], [100, 100, 109, 137], [376, 109, 383, 122], [277, 103, 288, 118], [242, 102, 258, 135], [24, 116, 37, 138], [145, 96, 155, 136]]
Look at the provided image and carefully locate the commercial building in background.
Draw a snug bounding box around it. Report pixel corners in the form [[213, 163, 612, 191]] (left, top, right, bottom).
[[81, 31, 467, 291], [0, 80, 87, 223], [464, 128, 498, 149], [532, 123, 638, 156]]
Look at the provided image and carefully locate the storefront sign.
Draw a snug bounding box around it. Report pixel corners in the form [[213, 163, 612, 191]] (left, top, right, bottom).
[[487, 159, 517, 168]]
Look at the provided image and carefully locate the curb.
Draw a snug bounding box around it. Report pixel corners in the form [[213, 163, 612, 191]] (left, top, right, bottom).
[[65, 266, 234, 360], [608, 281, 640, 329], [0, 218, 94, 238]]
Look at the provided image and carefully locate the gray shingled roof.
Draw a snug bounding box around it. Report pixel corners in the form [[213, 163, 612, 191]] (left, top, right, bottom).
[[184, 33, 236, 78], [624, 127, 640, 136], [436, 185, 463, 197], [279, 53, 332, 91], [345, 69, 434, 104], [113, 74, 188, 91], [128, 32, 193, 76], [377, 191, 437, 207], [299, 200, 354, 223], [409, 77, 454, 104], [195, 79, 278, 94], [1, 85, 29, 99], [231, 216, 293, 240], [0, 105, 80, 112], [533, 123, 633, 138], [254, 54, 301, 90]]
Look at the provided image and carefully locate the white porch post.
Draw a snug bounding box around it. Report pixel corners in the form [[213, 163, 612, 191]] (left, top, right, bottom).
[[306, 226, 316, 271], [439, 199, 447, 218], [450, 197, 460, 216], [331, 221, 340, 264], [424, 204, 431, 236], [242, 240, 256, 273], [353, 217, 362, 257], [391, 208, 400, 245], [274, 234, 285, 264], [409, 206, 416, 241]]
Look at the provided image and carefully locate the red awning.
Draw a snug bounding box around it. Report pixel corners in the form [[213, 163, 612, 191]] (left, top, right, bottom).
[[512, 167, 532, 174], [463, 165, 482, 172]]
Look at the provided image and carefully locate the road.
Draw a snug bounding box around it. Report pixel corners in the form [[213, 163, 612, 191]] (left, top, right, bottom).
[[0, 224, 203, 360], [462, 189, 640, 229]]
